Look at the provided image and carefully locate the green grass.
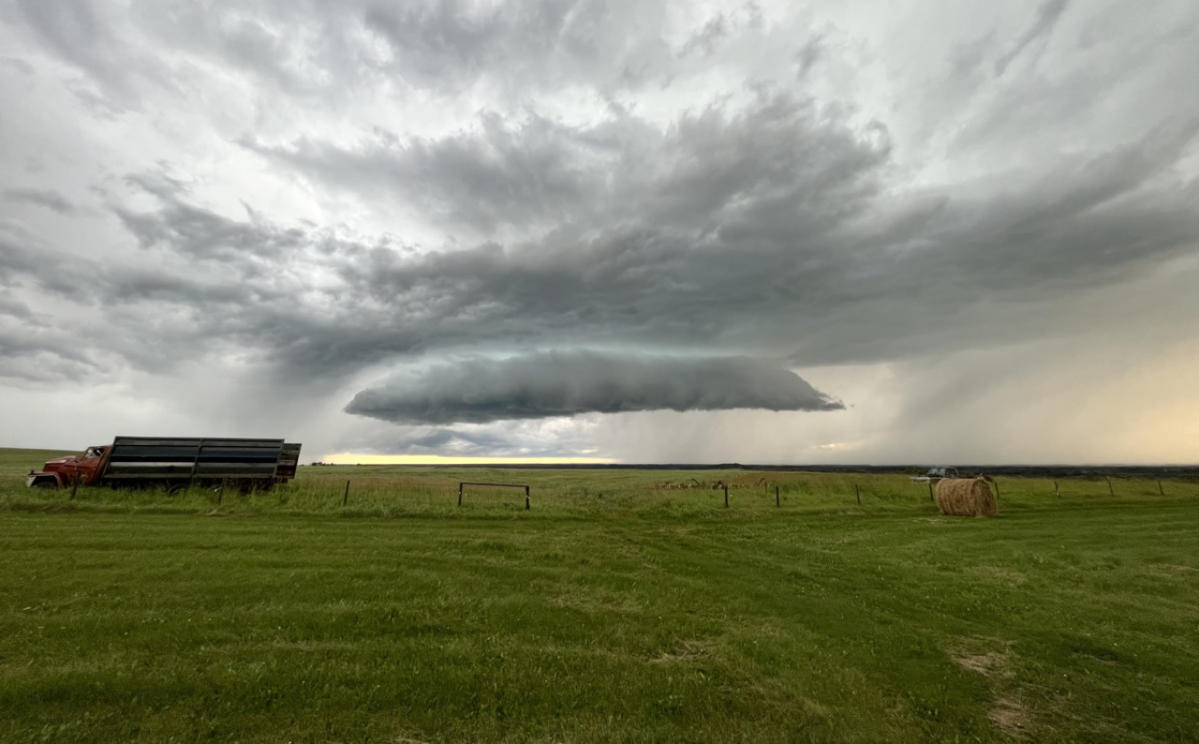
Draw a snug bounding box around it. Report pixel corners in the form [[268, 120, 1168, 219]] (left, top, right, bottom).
[[1, 448, 1197, 742]]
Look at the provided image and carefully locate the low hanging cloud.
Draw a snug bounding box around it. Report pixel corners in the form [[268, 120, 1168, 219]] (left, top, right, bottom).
[[345, 352, 843, 424]]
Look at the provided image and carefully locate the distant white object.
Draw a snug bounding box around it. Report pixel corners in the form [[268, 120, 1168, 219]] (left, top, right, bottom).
[[911, 466, 960, 482]]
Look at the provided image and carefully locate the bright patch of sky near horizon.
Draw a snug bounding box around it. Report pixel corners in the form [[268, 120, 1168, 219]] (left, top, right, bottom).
[[0, 0, 1196, 464]]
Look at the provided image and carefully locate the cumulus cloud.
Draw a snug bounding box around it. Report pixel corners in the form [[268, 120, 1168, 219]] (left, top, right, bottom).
[[346, 352, 842, 424]]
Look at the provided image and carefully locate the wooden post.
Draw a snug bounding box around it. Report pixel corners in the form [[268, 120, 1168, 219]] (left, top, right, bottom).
[[927, 480, 934, 502], [70, 472, 79, 501], [343, 480, 350, 506], [457, 482, 463, 506], [1158, 480, 1164, 496], [524, 485, 530, 510], [1054, 480, 1060, 498], [1107, 477, 1114, 497], [775, 485, 780, 507], [217, 485, 223, 506], [992, 478, 1000, 497], [723, 484, 729, 508], [855, 484, 860, 505]]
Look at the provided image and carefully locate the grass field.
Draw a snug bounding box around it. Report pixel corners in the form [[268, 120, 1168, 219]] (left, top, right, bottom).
[[2, 448, 1198, 742]]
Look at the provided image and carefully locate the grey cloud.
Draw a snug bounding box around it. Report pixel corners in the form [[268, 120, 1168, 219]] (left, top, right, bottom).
[[794, 34, 823, 80], [397, 428, 525, 454], [10, 0, 678, 110], [0, 56, 35, 75], [0, 295, 37, 322], [0, 233, 82, 296], [256, 111, 1193, 369], [0, 99, 1191, 393], [8, 0, 175, 109], [334, 420, 598, 459], [4, 188, 77, 214], [115, 195, 307, 265], [12, 1, 108, 75], [361, 0, 673, 92], [345, 352, 843, 424], [0, 328, 100, 382], [247, 91, 887, 238], [995, 0, 1070, 76], [1, 0, 1196, 461], [678, 14, 728, 58]]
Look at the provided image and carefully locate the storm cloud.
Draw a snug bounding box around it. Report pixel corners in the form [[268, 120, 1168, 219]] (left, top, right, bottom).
[[0, 1, 1196, 460], [346, 352, 842, 424]]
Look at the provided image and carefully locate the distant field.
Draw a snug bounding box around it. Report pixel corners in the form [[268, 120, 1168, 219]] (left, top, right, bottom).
[[2, 447, 1198, 742]]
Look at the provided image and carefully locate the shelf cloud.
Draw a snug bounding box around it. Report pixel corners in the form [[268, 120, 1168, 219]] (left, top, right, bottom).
[[346, 352, 842, 424]]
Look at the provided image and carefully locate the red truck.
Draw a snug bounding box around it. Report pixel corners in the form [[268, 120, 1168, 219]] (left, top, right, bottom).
[[27, 436, 302, 493]]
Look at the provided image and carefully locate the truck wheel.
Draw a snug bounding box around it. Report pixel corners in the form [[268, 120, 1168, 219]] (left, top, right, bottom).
[[31, 477, 59, 489]]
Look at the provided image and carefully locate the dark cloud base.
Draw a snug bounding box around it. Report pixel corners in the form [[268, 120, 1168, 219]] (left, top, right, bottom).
[[345, 352, 842, 424]]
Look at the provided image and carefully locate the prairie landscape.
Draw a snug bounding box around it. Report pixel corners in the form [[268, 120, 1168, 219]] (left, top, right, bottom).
[[5, 1, 1199, 742], [3, 448, 1198, 742]]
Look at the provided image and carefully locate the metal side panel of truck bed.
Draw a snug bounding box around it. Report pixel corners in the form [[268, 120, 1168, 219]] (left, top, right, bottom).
[[103, 436, 286, 480]]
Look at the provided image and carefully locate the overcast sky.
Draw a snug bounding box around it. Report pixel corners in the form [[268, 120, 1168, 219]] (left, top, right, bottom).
[[1, 0, 1196, 464]]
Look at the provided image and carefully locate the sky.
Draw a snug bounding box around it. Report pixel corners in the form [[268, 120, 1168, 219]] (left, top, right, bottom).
[[1, 0, 1197, 464]]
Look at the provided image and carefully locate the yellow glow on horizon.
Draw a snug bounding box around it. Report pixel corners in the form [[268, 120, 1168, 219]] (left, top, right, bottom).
[[319, 453, 618, 466]]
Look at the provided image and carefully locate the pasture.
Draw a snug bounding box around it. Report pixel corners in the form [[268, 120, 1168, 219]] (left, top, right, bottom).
[[1, 448, 1198, 742]]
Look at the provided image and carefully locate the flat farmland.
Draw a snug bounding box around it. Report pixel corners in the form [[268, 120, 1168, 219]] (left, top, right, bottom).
[[1, 449, 1198, 742]]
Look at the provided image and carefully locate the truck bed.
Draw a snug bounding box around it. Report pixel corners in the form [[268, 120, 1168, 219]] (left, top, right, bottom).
[[103, 437, 299, 482]]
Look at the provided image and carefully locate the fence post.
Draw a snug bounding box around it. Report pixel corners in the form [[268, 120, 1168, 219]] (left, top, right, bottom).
[[1158, 480, 1164, 496], [775, 485, 780, 507], [457, 482, 463, 506], [1107, 477, 1114, 497], [525, 485, 530, 510], [1054, 480, 1060, 498], [992, 478, 1000, 497], [927, 480, 934, 502], [723, 484, 729, 508], [855, 484, 860, 505], [343, 480, 350, 506], [70, 472, 79, 501]]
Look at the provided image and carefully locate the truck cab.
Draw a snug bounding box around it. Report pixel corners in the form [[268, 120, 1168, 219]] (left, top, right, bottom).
[[27, 446, 111, 488]]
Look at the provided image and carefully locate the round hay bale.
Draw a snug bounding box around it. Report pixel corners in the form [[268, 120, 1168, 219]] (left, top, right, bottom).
[[935, 477, 998, 517]]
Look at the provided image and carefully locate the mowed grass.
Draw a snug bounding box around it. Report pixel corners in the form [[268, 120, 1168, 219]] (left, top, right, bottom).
[[1, 449, 1198, 742]]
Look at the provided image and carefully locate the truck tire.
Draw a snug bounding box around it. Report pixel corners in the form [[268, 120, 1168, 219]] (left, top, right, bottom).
[[31, 476, 59, 489]]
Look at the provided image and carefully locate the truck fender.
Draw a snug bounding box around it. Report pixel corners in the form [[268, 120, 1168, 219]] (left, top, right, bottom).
[[26, 471, 63, 489]]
